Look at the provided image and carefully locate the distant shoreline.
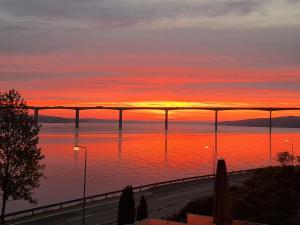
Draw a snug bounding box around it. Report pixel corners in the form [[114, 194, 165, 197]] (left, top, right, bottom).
[[220, 116, 300, 128], [34, 115, 300, 128], [34, 115, 210, 125]]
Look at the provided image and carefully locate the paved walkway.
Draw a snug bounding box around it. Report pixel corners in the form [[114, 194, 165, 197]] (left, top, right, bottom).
[[7, 173, 250, 225]]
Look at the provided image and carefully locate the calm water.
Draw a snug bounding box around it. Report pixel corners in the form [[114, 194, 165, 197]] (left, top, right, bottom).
[[7, 122, 300, 212]]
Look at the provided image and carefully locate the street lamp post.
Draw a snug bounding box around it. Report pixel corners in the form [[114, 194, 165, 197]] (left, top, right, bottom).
[[205, 145, 216, 175], [284, 138, 294, 166], [73, 145, 88, 225]]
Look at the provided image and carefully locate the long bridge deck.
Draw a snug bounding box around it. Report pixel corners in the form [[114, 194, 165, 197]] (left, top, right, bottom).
[[20, 106, 300, 111], [2, 105, 300, 161], [2, 105, 300, 130]]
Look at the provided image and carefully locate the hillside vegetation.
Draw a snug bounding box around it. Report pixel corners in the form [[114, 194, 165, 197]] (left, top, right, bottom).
[[171, 166, 300, 225]]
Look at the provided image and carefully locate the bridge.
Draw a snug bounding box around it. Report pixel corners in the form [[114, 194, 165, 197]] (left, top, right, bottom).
[[2, 105, 300, 164], [18, 106, 300, 130]]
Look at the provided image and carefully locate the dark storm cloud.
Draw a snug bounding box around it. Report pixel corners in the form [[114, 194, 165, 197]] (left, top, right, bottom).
[[186, 81, 300, 91], [0, 0, 299, 69], [286, 0, 300, 4], [0, 0, 263, 27]]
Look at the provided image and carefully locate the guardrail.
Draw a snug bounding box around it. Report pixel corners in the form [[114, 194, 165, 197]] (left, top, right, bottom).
[[4, 167, 259, 221]]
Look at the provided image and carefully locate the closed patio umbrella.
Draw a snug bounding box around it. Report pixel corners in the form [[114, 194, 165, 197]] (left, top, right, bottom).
[[213, 159, 233, 225]]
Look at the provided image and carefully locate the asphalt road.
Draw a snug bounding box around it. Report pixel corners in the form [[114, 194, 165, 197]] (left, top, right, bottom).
[[7, 173, 250, 225]]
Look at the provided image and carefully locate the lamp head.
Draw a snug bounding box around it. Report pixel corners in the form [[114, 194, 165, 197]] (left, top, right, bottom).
[[73, 146, 80, 151]]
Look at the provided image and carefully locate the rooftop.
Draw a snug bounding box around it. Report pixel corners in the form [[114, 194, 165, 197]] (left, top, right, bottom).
[[135, 214, 267, 225]]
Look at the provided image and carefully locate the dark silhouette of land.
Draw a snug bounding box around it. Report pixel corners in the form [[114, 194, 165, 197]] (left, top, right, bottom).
[[220, 116, 300, 128], [36, 115, 300, 128], [32, 115, 209, 124], [35, 115, 118, 123]]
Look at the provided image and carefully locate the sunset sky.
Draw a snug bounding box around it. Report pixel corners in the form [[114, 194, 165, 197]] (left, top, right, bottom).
[[1, 0, 300, 120]]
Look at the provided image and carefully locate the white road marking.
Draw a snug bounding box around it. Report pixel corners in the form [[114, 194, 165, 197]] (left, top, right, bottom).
[[96, 219, 117, 225], [8, 200, 118, 225], [8, 192, 152, 225], [64, 213, 98, 223], [10, 188, 200, 225], [157, 186, 212, 201]]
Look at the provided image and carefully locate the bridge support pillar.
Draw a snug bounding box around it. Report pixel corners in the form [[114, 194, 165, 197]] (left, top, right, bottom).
[[165, 110, 169, 130], [269, 110, 272, 165], [75, 109, 80, 128], [34, 108, 39, 124], [119, 109, 123, 129]]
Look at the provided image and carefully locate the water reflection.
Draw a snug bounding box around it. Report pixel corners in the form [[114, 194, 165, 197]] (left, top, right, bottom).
[[74, 129, 79, 145], [73, 128, 79, 167], [164, 131, 168, 166], [118, 130, 122, 161], [70, 124, 274, 172], [7, 123, 300, 213], [269, 129, 272, 166]]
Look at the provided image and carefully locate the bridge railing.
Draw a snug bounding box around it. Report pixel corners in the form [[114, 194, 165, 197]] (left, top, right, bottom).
[[4, 168, 259, 221]]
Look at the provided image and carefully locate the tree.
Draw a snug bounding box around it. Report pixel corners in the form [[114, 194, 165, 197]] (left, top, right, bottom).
[[136, 195, 148, 221], [296, 156, 300, 166], [276, 151, 293, 167], [0, 90, 45, 225], [117, 185, 135, 225]]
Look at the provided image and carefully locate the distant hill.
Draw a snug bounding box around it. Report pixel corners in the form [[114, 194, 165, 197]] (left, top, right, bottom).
[[34, 115, 210, 124], [36, 115, 117, 123], [220, 116, 300, 128], [35, 115, 300, 127]]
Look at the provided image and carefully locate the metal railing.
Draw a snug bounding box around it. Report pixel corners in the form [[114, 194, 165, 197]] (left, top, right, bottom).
[[4, 168, 259, 221]]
